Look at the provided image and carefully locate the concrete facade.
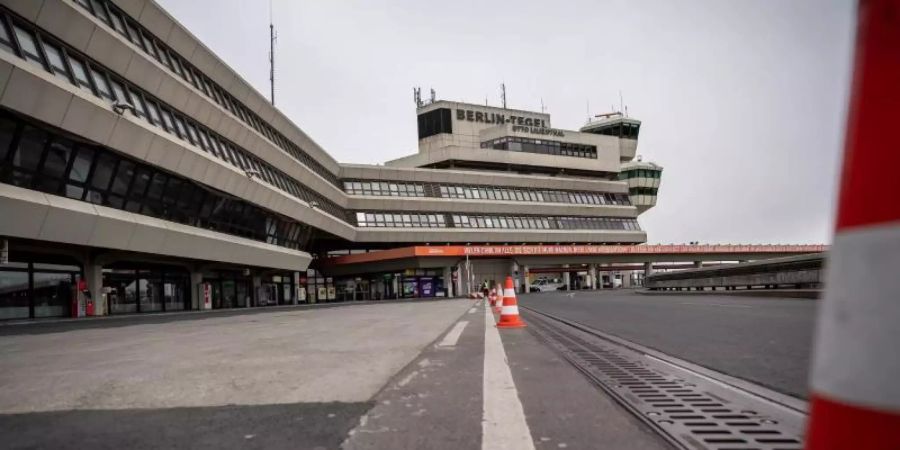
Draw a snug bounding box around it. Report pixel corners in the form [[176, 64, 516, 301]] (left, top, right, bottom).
[[0, 0, 671, 317]]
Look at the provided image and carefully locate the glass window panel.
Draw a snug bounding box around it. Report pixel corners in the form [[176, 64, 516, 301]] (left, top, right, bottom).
[[159, 108, 175, 132], [41, 138, 73, 180], [108, 10, 126, 34], [0, 271, 30, 320], [12, 25, 41, 61], [110, 160, 134, 195], [146, 172, 167, 199], [125, 21, 142, 47], [0, 17, 13, 53], [173, 115, 187, 138], [128, 88, 147, 117], [185, 122, 199, 144], [41, 41, 67, 75], [90, 68, 113, 99], [110, 79, 129, 104], [0, 116, 19, 162], [68, 146, 94, 183], [145, 100, 161, 125], [90, 152, 116, 190], [12, 125, 48, 172]]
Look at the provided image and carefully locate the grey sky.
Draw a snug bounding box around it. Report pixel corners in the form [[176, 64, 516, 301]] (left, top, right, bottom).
[[156, 0, 855, 245]]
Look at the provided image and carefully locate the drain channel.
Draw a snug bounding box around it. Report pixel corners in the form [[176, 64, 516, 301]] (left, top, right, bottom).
[[523, 310, 804, 450]]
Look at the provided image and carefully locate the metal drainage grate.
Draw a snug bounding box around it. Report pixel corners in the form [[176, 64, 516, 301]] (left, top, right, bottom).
[[524, 311, 803, 450]]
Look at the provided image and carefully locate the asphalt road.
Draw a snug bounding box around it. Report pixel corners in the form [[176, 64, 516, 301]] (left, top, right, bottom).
[[518, 290, 817, 398]]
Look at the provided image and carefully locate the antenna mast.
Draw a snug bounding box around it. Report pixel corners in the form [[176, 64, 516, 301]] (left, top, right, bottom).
[[501, 83, 507, 109], [269, 0, 276, 106]]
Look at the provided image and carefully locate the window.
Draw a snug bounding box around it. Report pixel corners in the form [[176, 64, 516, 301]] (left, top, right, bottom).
[[110, 160, 134, 196], [108, 10, 127, 35], [0, 115, 18, 165], [90, 152, 117, 191], [145, 100, 162, 126], [0, 17, 13, 53], [41, 41, 68, 76], [90, 0, 110, 23], [129, 88, 147, 117], [12, 125, 48, 173], [12, 24, 41, 62], [110, 79, 129, 104], [68, 57, 91, 89], [90, 68, 113, 99]]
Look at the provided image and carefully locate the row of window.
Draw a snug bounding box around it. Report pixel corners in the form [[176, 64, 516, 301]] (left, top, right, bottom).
[[344, 180, 427, 197], [480, 137, 597, 159], [356, 212, 447, 228], [417, 108, 453, 140], [451, 215, 641, 231], [342, 180, 631, 206], [618, 169, 662, 180], [353, 211, 641, 231], [0, 8, 344, 220], [71, 0, 340, 186], [585, 122, 641, 139], [0, 109, 313, 251], [629, 187, 659, 196]]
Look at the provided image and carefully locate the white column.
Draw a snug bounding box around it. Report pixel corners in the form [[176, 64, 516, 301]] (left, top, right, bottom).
[[589, 265, 598, 290], [443, 266, 454, 298], [563, 264, 571, 290]]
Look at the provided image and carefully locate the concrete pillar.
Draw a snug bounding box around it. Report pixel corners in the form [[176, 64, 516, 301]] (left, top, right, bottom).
[[510, 260, 519, 294], [251, 275, 261, 308], [643, 262, 653, 288], [563, 264, 571, 290], [293, 271, 300, 305], [443, 266, 453, 298], [83, 259, 104, 316], [589, 265, 598, 290], [522, 265, 530, 293], [190, 270, 203, 310]]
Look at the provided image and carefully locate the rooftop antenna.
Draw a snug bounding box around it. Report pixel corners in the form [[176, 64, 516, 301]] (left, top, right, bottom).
[[625, 105, 629, 117], [540, 97, 546, 114], [413, 87, 423, 107], [429, 88, 436, 103], [501, 83, 507, 109], [619, 90, 624, 114], [268, 0, 277, 106]]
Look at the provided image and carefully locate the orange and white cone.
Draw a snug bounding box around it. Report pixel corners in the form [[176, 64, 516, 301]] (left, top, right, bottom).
[[805, 2, 900, 448], [497, 276, 526, 328]]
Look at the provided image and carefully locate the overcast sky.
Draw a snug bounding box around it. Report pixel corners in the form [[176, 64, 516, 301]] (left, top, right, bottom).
[[157, 0, 855, 245]]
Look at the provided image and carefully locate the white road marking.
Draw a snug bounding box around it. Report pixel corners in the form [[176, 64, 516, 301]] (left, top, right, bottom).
[[679, 302, 752, 308], [482, 303, 535, 450], [468, 307, 477, 314], [438, 321, 469, 347]]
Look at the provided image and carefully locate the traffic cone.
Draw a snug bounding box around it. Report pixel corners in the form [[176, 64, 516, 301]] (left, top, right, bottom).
[[805, 2, 900, 448], [497, 276, 526, 328]]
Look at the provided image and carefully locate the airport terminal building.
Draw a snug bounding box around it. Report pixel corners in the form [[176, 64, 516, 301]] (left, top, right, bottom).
[[0, 0, 668, 318]]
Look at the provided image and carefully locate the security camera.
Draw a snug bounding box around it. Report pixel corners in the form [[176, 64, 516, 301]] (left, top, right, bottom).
[[244, 169, 262, 180], [112, 101, 137, 116]]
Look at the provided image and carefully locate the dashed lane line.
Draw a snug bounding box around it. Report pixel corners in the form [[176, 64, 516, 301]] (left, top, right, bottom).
[[438, 321, 469, 347]]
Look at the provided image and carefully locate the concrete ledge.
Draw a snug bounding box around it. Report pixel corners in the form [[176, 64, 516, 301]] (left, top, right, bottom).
[[636, 289, 821, 299]]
